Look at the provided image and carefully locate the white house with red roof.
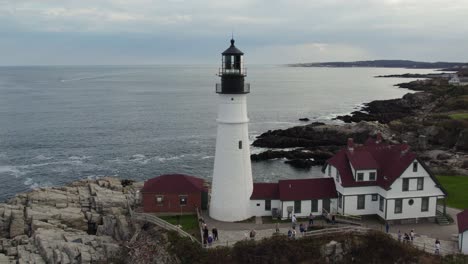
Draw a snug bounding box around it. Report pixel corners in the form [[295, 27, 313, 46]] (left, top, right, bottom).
[[324, 135, 447, 223], [249, 178, 337, 219], [457, 210, 468, 254]]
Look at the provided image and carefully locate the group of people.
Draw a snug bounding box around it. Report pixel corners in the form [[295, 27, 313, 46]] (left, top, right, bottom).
[[397, 229, 416, 243], [200, 218, 218, 247]]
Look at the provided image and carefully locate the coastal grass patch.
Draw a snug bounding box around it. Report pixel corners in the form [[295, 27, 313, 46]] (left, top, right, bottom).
[[160, 214, 199, 234], [436, 175, 468, 209], [449, 113, 468, 120]]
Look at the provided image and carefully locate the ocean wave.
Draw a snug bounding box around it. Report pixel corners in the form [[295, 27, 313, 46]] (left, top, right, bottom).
[[0, 165, 27, 178], [34, 155, 53, 161], [201, 156, 214, 160], [69, 156, 92, 161], [129, 154, 187, 164]]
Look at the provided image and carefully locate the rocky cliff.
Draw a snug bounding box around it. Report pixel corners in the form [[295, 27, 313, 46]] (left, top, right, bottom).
[[0, 177, 142, 263]]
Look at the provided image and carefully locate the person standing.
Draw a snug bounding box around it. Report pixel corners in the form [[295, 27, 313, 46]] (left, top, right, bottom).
[[203, 226, 209, 246], [410, 229, 415, 242], [275, 222, 280, 233], [435, 239, 441, 255], [207, 233, 213, 247], [292, 227, 297, 239], [331, 214, 336, 225], [397, 230, 402, 242], [212, 227, 218, 241], [292, 214, 297, 228], [309, 212, 314, 225], [385, 222, 390, 233], [287, 229, 292, 239]]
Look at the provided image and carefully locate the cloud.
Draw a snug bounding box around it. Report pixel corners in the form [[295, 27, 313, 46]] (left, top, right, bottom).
[[0, 0, 467, 64]]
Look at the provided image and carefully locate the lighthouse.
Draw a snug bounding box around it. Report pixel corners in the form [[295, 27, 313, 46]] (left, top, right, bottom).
[[209, 38, 253, 222]]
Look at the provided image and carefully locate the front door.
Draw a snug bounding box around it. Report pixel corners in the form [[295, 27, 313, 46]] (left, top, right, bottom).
[[323, 199, 330, 213]]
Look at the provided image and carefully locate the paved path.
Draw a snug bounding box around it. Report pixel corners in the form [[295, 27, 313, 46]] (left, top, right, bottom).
[[201, 208, 462, 254]]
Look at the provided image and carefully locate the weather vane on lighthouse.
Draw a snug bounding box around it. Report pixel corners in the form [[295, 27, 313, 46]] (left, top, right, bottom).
[[209, 38, 253, 222]]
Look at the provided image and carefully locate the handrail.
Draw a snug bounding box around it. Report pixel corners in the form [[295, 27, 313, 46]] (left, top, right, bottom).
[[132, 213, 200, 244]]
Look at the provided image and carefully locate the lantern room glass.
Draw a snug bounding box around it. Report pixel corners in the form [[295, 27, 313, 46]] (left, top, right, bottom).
[[222, 55, 243, 74]]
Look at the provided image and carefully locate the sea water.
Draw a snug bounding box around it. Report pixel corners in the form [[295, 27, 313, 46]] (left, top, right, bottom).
[[0, 65, 436, 200]]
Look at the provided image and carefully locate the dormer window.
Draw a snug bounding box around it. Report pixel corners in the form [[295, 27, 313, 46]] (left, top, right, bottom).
[[357, 173, 364, 181], [413, 162, 418, 172], [369, 172, 376, 181]]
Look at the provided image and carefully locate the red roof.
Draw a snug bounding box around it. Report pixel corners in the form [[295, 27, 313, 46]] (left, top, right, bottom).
[[141, 174, 205, 193], [458, 210, 468, 233], [327, 140, 417, 189], [251, 183, 280, 199], [278, 178, 337, 200], [250, 178, 337, 201]]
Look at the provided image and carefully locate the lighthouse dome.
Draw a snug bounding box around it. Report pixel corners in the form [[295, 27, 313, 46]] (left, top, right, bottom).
[[222, 39, 244, 55]]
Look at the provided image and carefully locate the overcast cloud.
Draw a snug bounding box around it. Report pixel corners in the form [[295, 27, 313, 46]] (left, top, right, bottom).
[[0, 0, 467, 65]]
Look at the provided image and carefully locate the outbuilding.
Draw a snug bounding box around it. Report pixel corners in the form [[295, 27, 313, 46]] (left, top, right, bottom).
[[141, 174, 207, 213], [457, 210, 468, 254]]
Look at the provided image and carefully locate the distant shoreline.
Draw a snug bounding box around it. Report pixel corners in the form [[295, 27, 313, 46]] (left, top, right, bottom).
[[288, 60, 468, 71]]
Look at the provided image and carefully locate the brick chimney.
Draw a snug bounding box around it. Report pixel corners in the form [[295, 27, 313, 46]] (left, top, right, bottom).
[[347, 138, 354, 152]]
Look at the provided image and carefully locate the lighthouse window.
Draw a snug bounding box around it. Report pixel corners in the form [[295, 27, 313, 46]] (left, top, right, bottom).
[[238, 140, 242, 149]]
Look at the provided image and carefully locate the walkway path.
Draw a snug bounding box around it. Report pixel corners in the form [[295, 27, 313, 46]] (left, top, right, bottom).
[[201, 208, 462, 254]]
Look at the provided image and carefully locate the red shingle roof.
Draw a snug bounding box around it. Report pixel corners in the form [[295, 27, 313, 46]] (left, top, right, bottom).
[[141, 174, 205, 193], [327, 141, 417, 189], [278, 178, 337, 201], [458, 210, 468, 233], [251, 183, 280, 199], [250, 178, 337, 201]]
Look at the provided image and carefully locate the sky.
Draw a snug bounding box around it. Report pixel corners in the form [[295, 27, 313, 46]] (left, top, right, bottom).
[[0, 0, 467, 65]]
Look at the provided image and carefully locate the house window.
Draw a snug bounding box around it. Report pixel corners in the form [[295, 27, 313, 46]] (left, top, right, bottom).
[[413, 162, 418, 172], [238, 140, 242, 149], [357, 173, 364, 181], [311, 199, 318, 212], [379, 195, 384, 212], [372, 194, 378, 201], [417, 178, 424, 190], [328, 165, 331, 176], [179, 195, 187, 206], [294, 201, 301, 213], [338, 194, 343, 209], [369, 172, 376, 181], [421, 197, 429, 212], [156, 195, 164, 206], [256, 203, 260, 206], [357, 195, 365, 210], [402, 178, 409, 191], [395, 199, 402, 214], [265, 200, 271, 211]]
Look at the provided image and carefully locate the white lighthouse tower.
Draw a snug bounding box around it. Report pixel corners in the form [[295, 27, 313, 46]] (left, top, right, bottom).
[[209, 38, 253, 222]]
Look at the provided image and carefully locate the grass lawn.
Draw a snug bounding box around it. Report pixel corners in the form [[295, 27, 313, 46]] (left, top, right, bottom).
[[448, 113, 468, 120], [159, 214, 199, 234], [436, 175, 468, 209]]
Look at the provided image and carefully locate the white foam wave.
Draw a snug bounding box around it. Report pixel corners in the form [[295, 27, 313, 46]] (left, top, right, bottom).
[[201, 156, 214, 160], [0, 166, 27, 178], [69, 156, 91, 161], [24, 177, 34, 186], [34, 155, 53, 161]]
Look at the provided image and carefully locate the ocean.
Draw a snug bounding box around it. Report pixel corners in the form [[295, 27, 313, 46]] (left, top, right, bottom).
[[0, 65, 436, 200]]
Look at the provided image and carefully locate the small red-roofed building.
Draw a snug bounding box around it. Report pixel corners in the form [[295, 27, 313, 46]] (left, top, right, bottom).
[[457, 210, 468, 254], [141, 174, 207, 213], [323, 135, 446, 223], [250, 178, 337, 219]]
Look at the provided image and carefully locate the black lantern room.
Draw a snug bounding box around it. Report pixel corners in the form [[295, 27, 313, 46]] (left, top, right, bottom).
[[216, 38, 250, 94]]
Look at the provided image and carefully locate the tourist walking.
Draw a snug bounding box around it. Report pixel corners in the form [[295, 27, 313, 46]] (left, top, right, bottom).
[[203, 226, 209, 246], [212, 227, 218, 241], [309, 212, 314, 225], [385, 222, 390, 233], [299, 223, 305, 235], [435, 239, 441, 255], [292, 214, 297, 228], [410, 229, 415, 242], [249, 229, 256, 240], [292, 228, 297, 239], [207, 233, 213, 247]]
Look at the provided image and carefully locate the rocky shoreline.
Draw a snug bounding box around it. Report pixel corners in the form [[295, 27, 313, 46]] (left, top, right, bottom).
[[0, 177, 171, 263], [251, 75, 468, 175]]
